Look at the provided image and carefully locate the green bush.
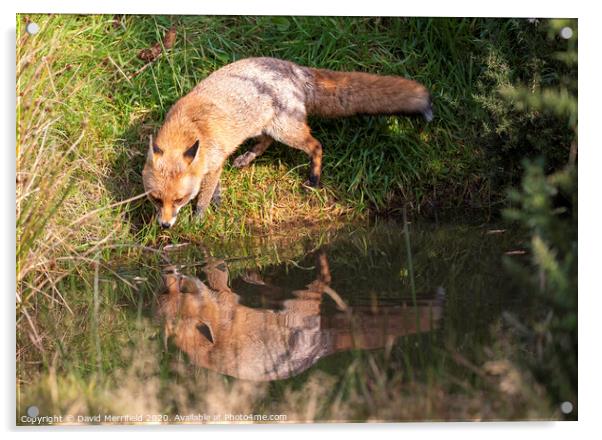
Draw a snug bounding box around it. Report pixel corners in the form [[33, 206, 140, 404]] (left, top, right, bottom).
[[502, 18, 577, 415]]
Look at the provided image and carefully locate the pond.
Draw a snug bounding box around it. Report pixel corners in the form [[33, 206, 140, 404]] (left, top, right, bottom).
[[18, 220, 560, 424]]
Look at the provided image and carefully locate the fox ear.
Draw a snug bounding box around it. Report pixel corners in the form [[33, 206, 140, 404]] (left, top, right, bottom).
[[147, 135, 163, 164], [196, 322, 214, 344], [183, 140, 200, 164], [162, 273, 180, 295]]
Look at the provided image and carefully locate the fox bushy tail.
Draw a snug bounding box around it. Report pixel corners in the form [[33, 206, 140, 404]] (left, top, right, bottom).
[[306, 68, 433, 122]]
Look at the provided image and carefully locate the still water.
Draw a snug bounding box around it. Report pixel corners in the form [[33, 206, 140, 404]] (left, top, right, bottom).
[[145, 221, 529, 386], [21, 220, 549, 423]]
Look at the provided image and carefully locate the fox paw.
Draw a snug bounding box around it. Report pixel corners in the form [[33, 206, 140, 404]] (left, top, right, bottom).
[[232, 151, 256, 168], [211, 184, 221, 207], [194, 205, 207, 218], [302, 179, 321, 190]]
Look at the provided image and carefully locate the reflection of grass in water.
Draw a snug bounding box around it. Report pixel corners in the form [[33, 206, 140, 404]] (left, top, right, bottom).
[[402, 207, 417, 306], [18, 223, 563, 423], [18, 322, 557, 424]]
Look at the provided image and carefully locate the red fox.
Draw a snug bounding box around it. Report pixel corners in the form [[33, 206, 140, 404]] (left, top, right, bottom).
[[143, 57, 433, 228]]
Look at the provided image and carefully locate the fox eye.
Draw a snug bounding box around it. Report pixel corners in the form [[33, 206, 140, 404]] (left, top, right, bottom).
[[150, 195, 163, 206], [174, 197, 185, 205]]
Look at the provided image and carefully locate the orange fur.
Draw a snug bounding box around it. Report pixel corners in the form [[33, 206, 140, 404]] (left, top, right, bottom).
[[307, 68, 432, 118]]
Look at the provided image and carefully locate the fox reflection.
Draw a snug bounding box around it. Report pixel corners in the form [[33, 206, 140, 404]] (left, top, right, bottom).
[[157, 252, 444, 381]]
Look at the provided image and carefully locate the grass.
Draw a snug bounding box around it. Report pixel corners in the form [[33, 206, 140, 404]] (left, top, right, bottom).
[[16, 15, 576, 423], [16, 15, 573, 251]]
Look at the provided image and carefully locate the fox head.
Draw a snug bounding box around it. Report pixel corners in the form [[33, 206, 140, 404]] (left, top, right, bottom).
[[142, 116, 205, 228], [158, 272, 218, 362]]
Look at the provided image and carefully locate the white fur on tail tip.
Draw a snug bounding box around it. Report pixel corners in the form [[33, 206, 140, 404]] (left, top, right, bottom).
[[423, 104, 434, 122]]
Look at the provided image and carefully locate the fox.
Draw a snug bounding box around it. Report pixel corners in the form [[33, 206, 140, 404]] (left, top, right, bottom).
[[157, 251, 444, 381], [142, 57, 433, 228]]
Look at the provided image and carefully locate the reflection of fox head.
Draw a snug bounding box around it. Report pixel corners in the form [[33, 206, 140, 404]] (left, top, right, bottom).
[[142, 106, 206, 228], [158, 272, 219, 364]]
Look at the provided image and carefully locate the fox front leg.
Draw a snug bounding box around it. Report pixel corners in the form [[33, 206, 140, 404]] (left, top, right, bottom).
[[211, 180, 221, 207], [195, 169, 222, 218]]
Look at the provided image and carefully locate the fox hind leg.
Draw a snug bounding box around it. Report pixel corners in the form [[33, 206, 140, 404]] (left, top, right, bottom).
[[232, 135, 274, 168], [269, 123, 323, 187]]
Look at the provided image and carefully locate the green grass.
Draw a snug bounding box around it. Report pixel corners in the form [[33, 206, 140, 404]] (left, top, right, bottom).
[[16, 15, 576, 423], [18, 15, 573, 239], [16, 15, 573, 290]]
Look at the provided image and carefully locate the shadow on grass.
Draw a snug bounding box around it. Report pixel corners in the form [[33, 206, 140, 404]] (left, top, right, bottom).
[[104, 115, 160, 236]]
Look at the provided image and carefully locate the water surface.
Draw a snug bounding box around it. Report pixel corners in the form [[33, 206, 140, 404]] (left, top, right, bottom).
[[20, 220, 547, 423], [142, 221, 532, 396]]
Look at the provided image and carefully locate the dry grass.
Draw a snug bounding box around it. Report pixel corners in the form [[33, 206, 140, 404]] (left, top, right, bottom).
[[18, 320, 559, 424]]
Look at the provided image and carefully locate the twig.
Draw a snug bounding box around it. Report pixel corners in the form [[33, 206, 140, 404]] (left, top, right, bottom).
[[129, 59, 155, 80], [107, 55, 133, 86]]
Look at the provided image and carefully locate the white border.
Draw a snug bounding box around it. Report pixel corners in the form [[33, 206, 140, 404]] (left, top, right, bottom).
[[2, 1, 598, 438], [7, 0, 580, 17]]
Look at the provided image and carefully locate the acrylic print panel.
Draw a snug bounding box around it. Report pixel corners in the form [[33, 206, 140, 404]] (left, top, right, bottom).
[[16, 14, 577, 425]]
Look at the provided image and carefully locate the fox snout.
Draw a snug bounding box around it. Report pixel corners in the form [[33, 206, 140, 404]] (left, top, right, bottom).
[[158, 207, 177, 229], [159, 217, 175, 229]]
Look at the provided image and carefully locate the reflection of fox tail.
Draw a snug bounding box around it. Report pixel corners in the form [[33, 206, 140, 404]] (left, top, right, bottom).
[[306, 68, 433, 122], [325, 302, 443, 351]]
